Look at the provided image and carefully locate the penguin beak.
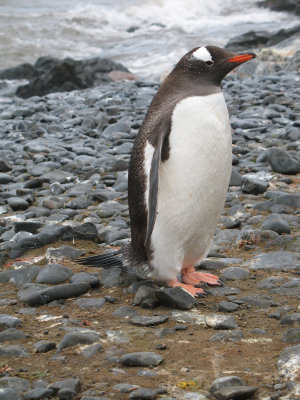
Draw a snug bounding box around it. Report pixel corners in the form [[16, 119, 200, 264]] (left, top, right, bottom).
[[227, 53, 256, 63]]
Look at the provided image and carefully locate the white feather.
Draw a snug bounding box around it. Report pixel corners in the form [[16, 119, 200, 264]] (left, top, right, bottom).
[[150, 93, 232, 282], [192, 47, 212, 62], [144, 141, 155, 212]]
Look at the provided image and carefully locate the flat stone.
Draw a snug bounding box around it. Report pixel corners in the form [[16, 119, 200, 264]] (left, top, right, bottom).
[[0, 345, 28, 357], [282, 328, 300, 343], [70, 272, 100, 288], [80, 343, 102, 358], [155, 287, 196, 310], [23, 388, 54, 399], [74, 298, 105, 309], [213, 385, 258, 400], [0, 388, 19, 400], [241, 176, 269, 194], [7, 197, 29, 211], [120, 352, 163, 367], [34, 340, 56, 353], [261, 214, 291, 235], [210, 330, 244, 342], [45, 245, 85, 260], [0, 328, 26, 342], [204, 314, 238, 330], [0, 266, 40, 287], [171, 311, 206, 326], [112, 305, 138, 318], [57, 330, 100, 352], [114, 383, 141, 393], [211, 376, 245, 393], [130, 315, 169, 327], [280, 313, 300, 325], [106, 330, 131, 344], [35, 263, 73, 284], [217, 301, 239, 312], [21, 282, 90, 306], [128, 388, 158, 399], [222, 267, 249, 280], [48, 378, 81, 394], [242, 251, 300, 271], [267, 148, 300, 174], [0, 376, 30, 394]]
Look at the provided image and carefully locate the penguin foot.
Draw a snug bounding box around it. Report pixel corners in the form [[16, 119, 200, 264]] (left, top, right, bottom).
[[168, 278, 206, 297], [181, 266, 221, 286]]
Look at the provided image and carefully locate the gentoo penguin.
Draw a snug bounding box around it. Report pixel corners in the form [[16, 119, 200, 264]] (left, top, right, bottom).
[[77, 46, 256, 296]]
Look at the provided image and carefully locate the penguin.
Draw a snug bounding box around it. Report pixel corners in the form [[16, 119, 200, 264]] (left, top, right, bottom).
[[77, 46, 256, 297]]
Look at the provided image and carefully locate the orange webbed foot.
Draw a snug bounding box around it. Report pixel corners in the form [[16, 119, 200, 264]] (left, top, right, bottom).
[[168, 278, 206, 297], [182, 265, 221, 286]]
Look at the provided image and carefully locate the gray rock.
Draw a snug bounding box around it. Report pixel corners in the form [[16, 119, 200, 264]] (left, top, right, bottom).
[[0, 315, 21, 329], [280, 313, 300, 325], [80, 343, 102, 358], [45, 245, 85, 260], [0, 173, 13, 184], [217, 301, 239, 312], [70, 272, 100, 288], [106, 329, 131, 344], [130, 315, 169, 326], [241, 176, 269, 194], [34, 340, 56, 353], [7, 197, 29, 211], [243, 251, 300, 271], [238, 294, 277, 308], [21, 282, 90, 306], [0, 345, 28, 357], [210, 330, 244, 342], [112, 305, 138, 318], [48, 378, 81, 394], [0, 377, 30, 394], [267, 148, 300, 174], [204, 314, 238, 330], [133, 285, 156, 305], [277, 344, 300, 379], [282, 328, 300, 343], [57, 330, 100, 352], [261, 214, 291, 235], [222, 267, 249, 280], [120, 352, 163, 367], [0, 388, 20, 400], [229, 168, 242, 186], [74, 297, 105, 309], [35, 263, 73, 284], [155, 287, 196, 310], [23, 388, 54, 399], [211, 376, 245, 394], [128, 388, 158, 399], [57, 387, 77, 400], [14, 221, 42, 234], [0, 328, 26, 342], [0, 266, 40, 286], [212, 385, 258, 400]]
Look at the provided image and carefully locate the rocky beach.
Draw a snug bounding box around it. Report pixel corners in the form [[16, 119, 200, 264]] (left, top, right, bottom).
[[0, 3, 300, 399]]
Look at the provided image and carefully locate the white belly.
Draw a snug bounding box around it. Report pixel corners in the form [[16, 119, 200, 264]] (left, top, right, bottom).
[[150, 93, 232, 282]]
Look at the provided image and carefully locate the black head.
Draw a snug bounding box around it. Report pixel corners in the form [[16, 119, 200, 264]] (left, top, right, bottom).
[[172, 45, 256, 86]]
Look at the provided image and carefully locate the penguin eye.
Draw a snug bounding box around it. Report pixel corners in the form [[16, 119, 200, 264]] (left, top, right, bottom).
[[205, 60, 214, 66]]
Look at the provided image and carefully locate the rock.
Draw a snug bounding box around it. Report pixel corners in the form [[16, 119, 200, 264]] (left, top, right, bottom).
[[130, 315, 169, 326], [80, 343, 102, 358], [212, 385, 258, 400], [229, 168, 242, 186], [0, 377, 30, 394], [120, 352, 163, 367], [21, 282, 90, 306], [45, 246, 85, 260], [0, 388, 20, 400], [210, 330, 244, 342], [261, 214, 291, 235], [34, 340, 56, 353], [0, 315, 21, 329], [277, 344, 300, 379], [112, 305, 138, 318], [260, 0, 300, 15], [74, 297, 105, 309], [133, 285, 156, 305], [48, 378, 81, 394], [0, 159, 12, 172], [217, 301, 239, 312], [266, 148, 300, 174], [241, 176, 269, 194], [243, 251, 300, 271], [128, 388, 159, 399], [222, 267, 249, 280], [14, 222, 42, 234], [0, 345, 28, 357], [57, 387, 77, 400], [204, 314, 238, 330], [0, 328, 26, 342], [0, 173, 13, 184], [211, 376, 246, 394], [282, 328, 300, 343], [0, 266, 40, 287], [155, 287, 196, 310], [23, 388, 54, 399], [106, 330, 130, 344], [70, 272, 100, 288], [114, 383, 141, 393], [280, 313, 300, 325], [35, 263, 73, 284], [57, 330, 99, 352], [7, 197, 29, 211], [72, 223, 99, 242]]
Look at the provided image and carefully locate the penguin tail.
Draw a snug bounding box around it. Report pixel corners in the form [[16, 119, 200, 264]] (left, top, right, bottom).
[[75, 250, 123, 268]]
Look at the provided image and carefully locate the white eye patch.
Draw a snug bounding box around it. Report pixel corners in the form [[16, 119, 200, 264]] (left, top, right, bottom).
[[192, 47, 212, 62]]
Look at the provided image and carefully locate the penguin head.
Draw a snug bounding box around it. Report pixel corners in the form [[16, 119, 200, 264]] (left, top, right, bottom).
[[173, 45, 256, 86]]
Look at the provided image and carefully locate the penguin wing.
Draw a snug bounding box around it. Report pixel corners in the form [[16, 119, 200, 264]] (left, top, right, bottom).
[[144, 119, 171, 246]]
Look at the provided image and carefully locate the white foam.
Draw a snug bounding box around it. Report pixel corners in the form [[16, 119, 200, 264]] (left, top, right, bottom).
[[192, 47, 212, 61]]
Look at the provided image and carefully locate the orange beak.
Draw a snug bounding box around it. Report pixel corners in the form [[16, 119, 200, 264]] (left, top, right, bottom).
[[227, 53, 256, 63]]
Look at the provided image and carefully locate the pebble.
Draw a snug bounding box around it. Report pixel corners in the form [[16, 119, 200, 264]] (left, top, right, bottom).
[[57, 330, 100, 352], [222, 267, 249, 280], [277, 344, 300, 379], [130, 315, 169, 326], [155, 287, 196, 310], [204, 314, 238, 330], [35, 263, 73, 284]]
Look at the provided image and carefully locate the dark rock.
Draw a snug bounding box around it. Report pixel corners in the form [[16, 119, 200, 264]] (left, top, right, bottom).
[[222, 267, 249, 280], [205, 314, 238, 330], [7, 197, 29, 211], [0, 159, 12, 172], [14, 222, 42, 234], [21, 282, 90, 306], [80, 343, 102, 358], [0, 376, 30, 394], [70, 272, 100, 288], [48, 378, 81, 394], [243, 251, 300, 271], [0, 266, 40, 287], [72, 223, 99, 242], [210, 330, 244, 342], [0, 388, 20, 400], [35, 263, 73, 284], [0, 345, 28, 357], [266, 148, 300, 174], [0, 173, 13, 184], [133, 286, 156, 305], [45, 245, 85, 260], [211, 376, 245, 393], [217, 301, 239, 312], [112, 305, 138, 318], [0, 315, 21, 329], [57, 387, 77, 400], [229, 168, 242, 186], [241, 176, 269, 194], [261, 214, 291, 235], [155, 287, 196, 310], [280, 313, 300, 325], [34, 340, 56, 353], [282, 328, 300, 343], [128, 388, 159, 399], [260, 0, 300, 15], [120, 352, 163, 367], [130, 315, 169, 326]]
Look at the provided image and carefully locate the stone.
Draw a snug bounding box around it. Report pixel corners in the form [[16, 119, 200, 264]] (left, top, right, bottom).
[[222, 267, 249, 280], [35, 263, 73, 284], [0, 328, 26, 342], [112, 305, 138, 318], [21, 282, 90, 306], [23, 388, 54, 399], [57, 330, 100, 352], [280, 314, 300, 325], [0, 388, 19, 400], [155, 287, 196, 310], [266, 148, 300, 174], [0, 266, 40, 287], [70, 272, 100, 288], [130, 315, 169, 327], [106, 330, 131, 344], [282, 328, 300, 343], [48, 378, 81, 394], [211, 376, 245, 394], [80, 343, 102, 358], [14, 221, 42, 234], [241, 176, 269, 195], [261, 215, 291, 235], [74, 298, 105, 309], [57, 387, 77, 400], [45, 245, 85, 260], [34, 340, 56, 353], [128, 388, 158, 399], [0, 315, 21, 329], [277, 344, 300, 379], [243, 251, 300, 271], [0, 345, 28, 357], [217, 301, 239, 312], [212, 385, 258, 400], [133, 286, 156, 305], [204, 314, 238, 330], [210, 330, 244, 342], [7, 197, 29, 211], [120, 352, 163, 367]]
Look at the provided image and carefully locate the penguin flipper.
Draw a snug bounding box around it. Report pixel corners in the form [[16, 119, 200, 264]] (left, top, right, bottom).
[[144, 120, 170, 246]]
